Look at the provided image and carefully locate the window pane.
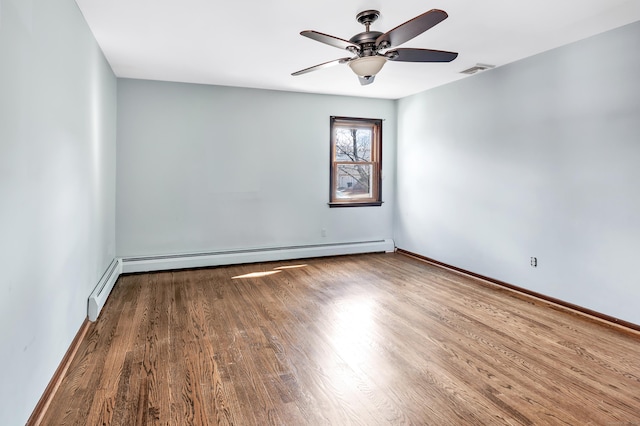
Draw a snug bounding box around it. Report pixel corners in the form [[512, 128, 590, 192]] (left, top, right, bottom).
[[335, 164, 373, 199], [335, 128, 372, 162], [329, 116, 381, 207]]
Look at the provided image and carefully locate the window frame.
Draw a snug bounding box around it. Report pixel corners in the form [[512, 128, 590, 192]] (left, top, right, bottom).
[[329, 116, 383, 208]]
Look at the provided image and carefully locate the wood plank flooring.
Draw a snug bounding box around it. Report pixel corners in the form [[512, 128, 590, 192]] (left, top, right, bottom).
[[42, 253, 640, 425]]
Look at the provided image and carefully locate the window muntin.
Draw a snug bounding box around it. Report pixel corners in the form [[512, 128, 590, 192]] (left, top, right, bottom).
[[330, 117, 382, 207]]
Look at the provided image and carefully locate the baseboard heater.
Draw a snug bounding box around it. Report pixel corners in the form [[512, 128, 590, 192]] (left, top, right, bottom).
[[88, 258, 122, 321], [120, 239, 395, 274], [87, 239, 394, 321]]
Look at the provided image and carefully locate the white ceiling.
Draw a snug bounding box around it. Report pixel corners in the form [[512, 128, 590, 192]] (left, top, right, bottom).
[[75, 0, 640, 100]]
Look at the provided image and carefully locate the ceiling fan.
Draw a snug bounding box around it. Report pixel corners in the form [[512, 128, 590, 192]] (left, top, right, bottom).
[[292, 9, 458, 85]]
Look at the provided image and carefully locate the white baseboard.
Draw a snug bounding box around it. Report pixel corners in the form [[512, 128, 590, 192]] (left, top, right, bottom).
[[88, 258, 122, 321], [88, 239, 394, 321], [120, 239, 395, 274]]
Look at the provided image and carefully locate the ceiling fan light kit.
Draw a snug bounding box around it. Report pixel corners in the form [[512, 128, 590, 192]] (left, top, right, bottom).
[[292, 9, 458, 86], [349, 56, 387, 77]]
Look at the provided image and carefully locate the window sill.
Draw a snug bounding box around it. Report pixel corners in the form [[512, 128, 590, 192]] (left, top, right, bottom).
[[328, 201, 383, 208]]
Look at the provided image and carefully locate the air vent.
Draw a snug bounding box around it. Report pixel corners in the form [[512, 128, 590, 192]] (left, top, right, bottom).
[[460, 63, 495, 75]]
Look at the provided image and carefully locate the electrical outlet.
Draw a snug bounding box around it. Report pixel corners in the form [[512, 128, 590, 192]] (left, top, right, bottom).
[[530, 257, 537, 267], [321, 228, 327, 237]]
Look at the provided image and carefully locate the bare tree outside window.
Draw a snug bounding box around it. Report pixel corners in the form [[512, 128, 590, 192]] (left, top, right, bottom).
[[329, 117, 382, 207]]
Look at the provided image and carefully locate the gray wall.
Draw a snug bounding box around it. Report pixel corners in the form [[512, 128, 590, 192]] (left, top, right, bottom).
[[395, 21, 640, 324], [116, 79, 396, 257], [0, 0, 117, 423]]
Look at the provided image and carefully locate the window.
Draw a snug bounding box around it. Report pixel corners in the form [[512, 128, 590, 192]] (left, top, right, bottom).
[[329, 116, 382, 207]]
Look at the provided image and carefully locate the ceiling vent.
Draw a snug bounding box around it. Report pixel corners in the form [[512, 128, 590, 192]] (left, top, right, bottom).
[[460, 63, 495, 75]]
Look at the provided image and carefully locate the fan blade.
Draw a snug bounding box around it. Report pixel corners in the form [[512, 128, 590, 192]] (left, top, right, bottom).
[[358, 75, 375, 86], [386, 48, 458, 63], [292, 57, 352, 76], [301, 30, 360, 51], [376, 9, 448, 49]]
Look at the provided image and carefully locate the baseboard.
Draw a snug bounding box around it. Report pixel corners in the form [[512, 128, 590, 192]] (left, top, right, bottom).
[[26, 319, 90, 426], [120, 239, 395, 274], [396, 248, 640, 335], [88, 258, 122, 321]]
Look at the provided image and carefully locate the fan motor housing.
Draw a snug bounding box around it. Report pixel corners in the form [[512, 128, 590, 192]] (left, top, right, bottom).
[[349, 31, 383, 45], [350, 31, 383, 56]]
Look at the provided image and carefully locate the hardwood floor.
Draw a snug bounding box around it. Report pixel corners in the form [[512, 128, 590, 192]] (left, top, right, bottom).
[[42, 253, 640, 425]]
